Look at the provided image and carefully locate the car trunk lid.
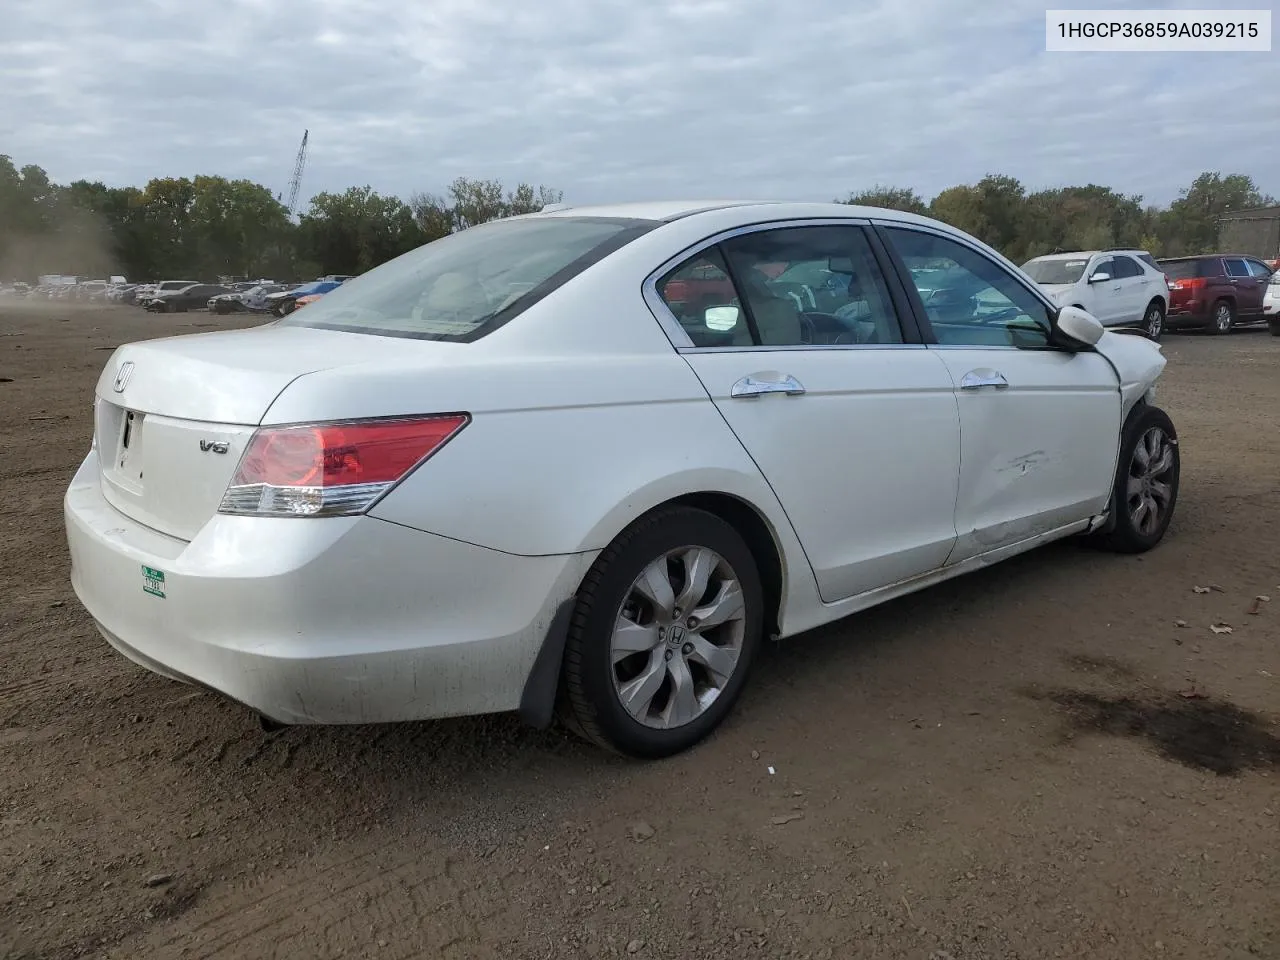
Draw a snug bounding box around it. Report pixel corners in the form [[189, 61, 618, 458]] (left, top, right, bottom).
[[93, 324, 460, 541]]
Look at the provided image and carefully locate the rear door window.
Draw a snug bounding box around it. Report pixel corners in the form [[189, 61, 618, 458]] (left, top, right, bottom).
[[656, 225, 905, 348], [1224, 258, 1252, 278], [1111, 256, 1142, 279]]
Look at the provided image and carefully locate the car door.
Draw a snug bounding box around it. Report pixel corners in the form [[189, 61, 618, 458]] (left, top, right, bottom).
[[877, 224, 1123, 564], [1242, 258, 1273, 318], [1083, 257, 1122, 324], [651, 222, 962, 603], [1110, 255, 1151, 324], [1223, 257, 1262, 318]]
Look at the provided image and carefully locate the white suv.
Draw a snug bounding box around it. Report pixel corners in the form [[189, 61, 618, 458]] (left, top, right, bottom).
[[1022, 250, 1169, 341]]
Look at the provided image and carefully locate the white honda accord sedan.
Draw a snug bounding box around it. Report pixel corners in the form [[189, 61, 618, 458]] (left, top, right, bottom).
[[65, 201, 1180, 758]]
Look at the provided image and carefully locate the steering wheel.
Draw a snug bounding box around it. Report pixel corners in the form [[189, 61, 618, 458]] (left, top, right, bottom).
[[800, 311, 858, 345]]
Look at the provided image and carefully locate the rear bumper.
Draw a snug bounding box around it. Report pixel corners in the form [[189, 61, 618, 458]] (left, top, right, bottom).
[[64, 451, 596, 725]]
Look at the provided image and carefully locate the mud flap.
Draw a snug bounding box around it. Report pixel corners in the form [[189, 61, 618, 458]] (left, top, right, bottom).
[[518, 597, 575, 729]]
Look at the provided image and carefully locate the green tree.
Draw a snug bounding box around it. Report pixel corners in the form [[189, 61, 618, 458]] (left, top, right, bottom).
[[298, 186, 425, 275], [1157, 172, 1275, 255], [929, 184, 990, 239], [839, 185, 929, 215], [187, 176, 293, 279], [410, 177, 564, 238]]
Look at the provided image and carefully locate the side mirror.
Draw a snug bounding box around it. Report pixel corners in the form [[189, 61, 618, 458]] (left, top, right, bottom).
[[1088, 271, 1111, 283], [704, 304, 741, 332], [1054, 305, 1105, 346]]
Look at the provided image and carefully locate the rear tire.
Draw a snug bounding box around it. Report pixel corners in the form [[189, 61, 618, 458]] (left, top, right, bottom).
[[559, 506, 764, 758], [1269, 318, 1280, 337], [1209, 299, 1233, 335], [1091, 404, 1179, 554]]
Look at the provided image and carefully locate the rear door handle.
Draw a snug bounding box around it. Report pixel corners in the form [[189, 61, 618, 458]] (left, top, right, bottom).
[[731, 373, 806, 398], [960, 370, 1009, 391]]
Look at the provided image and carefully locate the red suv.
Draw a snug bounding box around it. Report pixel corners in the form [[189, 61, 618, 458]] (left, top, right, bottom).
[[1158, 254, 1274, 334]]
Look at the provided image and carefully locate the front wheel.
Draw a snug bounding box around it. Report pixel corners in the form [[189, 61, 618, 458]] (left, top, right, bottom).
[[1269, 318, 1280, 337], [1092, 404, 1179, 554], [1141, 300, 1165, 341], [559, 506, 764, 758]]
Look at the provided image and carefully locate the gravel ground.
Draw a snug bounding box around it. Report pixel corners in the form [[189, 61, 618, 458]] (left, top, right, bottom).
[[1, 304, 1278, 960]]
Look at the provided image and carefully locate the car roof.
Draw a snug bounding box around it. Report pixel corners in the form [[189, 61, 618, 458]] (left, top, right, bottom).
[[522, 199, 948, 229], [1158, 253, 1253, 261], [1025, 251, 1100, 262]]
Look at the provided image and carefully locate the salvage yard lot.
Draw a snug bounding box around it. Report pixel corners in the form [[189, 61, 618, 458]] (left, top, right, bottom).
[[2, 305, 1278, 960]]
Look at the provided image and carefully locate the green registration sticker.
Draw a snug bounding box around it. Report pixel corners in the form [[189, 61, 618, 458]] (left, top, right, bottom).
[[142, 565, 166, 599]]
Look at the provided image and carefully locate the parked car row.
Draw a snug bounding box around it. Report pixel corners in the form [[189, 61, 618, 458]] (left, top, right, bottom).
[[1021, 247, 1279, 339]]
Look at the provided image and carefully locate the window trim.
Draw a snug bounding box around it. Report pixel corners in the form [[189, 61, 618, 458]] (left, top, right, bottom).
[[642, 217, 926, 353], [1223, 256, 1252, 279], [870, 220, 1070, 353]]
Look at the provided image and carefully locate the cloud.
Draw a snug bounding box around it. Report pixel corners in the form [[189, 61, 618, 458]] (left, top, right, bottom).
[[0, 0, 1275, 207]]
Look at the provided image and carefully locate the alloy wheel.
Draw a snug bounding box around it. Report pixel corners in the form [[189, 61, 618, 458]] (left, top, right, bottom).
[[610, 546, 747, 730], [1126, 426, 1176, 536], [1144, 304, 1163, 339], [1215, 303, 1232, 333]]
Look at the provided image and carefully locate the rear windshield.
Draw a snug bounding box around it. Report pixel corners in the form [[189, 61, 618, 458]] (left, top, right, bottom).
[[1022, 258, 1089, 284], [278, 216, 657, 342], [1159, 258, 1213, 279]]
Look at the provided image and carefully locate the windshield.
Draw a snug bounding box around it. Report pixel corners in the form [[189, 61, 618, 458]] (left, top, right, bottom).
[[278, 216, 657, 342], [1022, 258, 1089, 284]]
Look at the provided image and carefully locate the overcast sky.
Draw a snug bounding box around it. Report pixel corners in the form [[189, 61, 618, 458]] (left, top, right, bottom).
[[2, 0, 1276, 209]]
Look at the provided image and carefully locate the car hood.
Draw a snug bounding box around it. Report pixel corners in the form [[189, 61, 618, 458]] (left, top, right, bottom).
[[1037, 284, 1075, 301]]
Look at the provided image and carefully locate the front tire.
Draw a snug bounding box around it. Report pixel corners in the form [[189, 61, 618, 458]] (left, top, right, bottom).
[[1142, 300, 1165, 341], [1269, 318, 1280, 337], [560, 506, 764, 758], [1092, 404, 1179, 554]]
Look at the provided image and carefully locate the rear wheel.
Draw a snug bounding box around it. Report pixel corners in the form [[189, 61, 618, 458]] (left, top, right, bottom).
[[1092, 404, 1179, 554], [1269, 318, 1280, 337], [560, 506, 764, 758], [1141, 300, 1165, 341], [1209, 299, 1233, 335]]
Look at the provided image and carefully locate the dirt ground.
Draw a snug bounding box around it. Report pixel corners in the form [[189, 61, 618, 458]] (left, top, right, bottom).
[[1, 304, 1278, 960]]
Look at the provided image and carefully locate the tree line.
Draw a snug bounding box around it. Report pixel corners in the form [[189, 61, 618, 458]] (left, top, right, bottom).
[[0, 155, 564, 282], [1, 151, 1272, 283], [839, 172, 1273, 264]]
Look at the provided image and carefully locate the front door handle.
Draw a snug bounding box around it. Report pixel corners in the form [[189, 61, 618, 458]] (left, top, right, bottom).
[[960, 370, 1009, 391], [731, 373, 806, 398]]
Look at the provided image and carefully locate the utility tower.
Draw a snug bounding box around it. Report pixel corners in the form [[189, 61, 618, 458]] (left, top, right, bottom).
[[285, 130, 309, 218]]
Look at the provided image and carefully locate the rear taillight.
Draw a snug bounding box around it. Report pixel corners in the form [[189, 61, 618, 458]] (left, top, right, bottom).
[[218, 414, 468, 517], [1169, 278, 1205, 292]]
